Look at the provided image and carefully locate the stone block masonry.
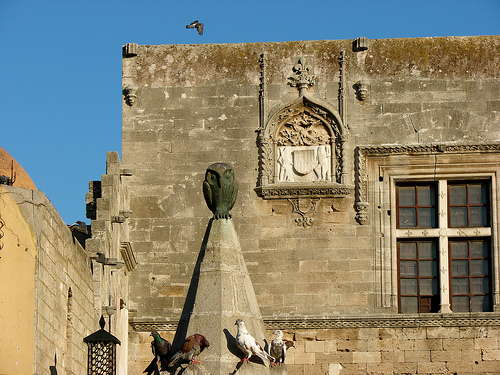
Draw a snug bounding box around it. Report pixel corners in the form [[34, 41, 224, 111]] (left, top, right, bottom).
[[124, 36, 500, 374]]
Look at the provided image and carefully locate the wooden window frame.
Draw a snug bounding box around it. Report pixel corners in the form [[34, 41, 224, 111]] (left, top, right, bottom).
[[397, 239, 440, 313], [449, 237, 492, 312]]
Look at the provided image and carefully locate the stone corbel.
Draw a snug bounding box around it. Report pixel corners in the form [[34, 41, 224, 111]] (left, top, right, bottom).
[[355, 80, 369, 101], [355, 202, 369, 225], [123, 86, 138, 106]]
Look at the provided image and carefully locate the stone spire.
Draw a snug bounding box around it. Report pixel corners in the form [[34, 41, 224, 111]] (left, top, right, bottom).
[[167, 164, 270, 374]]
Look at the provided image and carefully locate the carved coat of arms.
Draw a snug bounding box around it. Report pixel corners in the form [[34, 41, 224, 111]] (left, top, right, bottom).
[[275, 112, 332, 183]]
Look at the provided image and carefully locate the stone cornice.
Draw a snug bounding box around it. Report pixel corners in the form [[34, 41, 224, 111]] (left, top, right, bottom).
[[130, 313, 500, 332], [357, 142, 500, 156], [354, 142, 500, 225], [255, 184, 354, 199]]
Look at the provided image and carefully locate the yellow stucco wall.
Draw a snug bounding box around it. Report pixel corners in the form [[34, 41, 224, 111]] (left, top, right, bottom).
[[0, 186, 37, 374]]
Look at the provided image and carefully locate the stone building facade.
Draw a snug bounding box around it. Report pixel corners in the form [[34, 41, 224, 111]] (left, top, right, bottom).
[[0, 148, 135, 375], [123, 35, 500, 374]]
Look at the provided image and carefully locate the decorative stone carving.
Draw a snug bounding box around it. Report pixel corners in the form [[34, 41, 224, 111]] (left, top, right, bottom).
[[355, 80, 369, 101], [130, 313, 500, 332], [288, 57, 315, 96], [288, 198, 319, 227], [123, 86, 138, 106], [256, 95, 353, 199]]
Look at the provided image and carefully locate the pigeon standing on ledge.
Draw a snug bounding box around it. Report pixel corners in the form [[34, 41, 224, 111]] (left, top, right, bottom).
[[168, 334, 210, 367], [235, 319, 275, 365], [186, 20, 203, 35], [268, 330, 286, 366], [143, 331, 171, 375]]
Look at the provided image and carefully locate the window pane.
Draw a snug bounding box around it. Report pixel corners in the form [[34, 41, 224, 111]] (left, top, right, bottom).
[[399, 186, 416, 206], [419, 242, 436, 259], [452, 296, 470, 312], [419, 261, 437, 277], [470, 241, 487, 258], [418, 208, 435, 227], [450, 207, 468, 227], [471, 296, 489, 312], [450, 242, 468, 258], [417, 185, 433, 206], [399, 208, 417, 227], [420, 279, 438, 295], [450, 185, 467, 205], [471, 278, 489, 294], [469, 184, 486, 204], [471, 260, 488, 276], [469, 206, 488, 226], [401, 297, 418, 313], [452, 278, 470, 294], [452, 260, 469, 276], [401, 261, 418, 277], [401, 279, 418, 295], [400, 242, 417, 259]]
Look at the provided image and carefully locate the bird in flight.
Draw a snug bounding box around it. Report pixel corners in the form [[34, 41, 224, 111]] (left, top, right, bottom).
[[186, 20, 203, 35]]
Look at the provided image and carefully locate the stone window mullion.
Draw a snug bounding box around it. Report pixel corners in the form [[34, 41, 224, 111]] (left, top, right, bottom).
[[438, 180, 452, 313]]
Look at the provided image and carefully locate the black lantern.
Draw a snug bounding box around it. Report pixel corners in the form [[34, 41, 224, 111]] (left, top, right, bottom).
[[84, 316, 121, 375]]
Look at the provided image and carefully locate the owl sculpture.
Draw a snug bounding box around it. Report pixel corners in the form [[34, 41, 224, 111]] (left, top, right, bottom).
[[203, 163, 238, 219]]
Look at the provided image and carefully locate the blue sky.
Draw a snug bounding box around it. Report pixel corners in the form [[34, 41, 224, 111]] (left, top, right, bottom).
[[1, 0, 499, 224]]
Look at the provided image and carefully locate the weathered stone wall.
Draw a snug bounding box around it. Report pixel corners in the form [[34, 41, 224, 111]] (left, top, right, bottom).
[[123, 36, 500, 374], [85, 151, 136, 375], [267, 326, 500, 375], [0, 186, 95, 374]]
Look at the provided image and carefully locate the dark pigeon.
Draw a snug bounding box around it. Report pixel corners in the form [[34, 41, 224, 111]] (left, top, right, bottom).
[[168, 334, 210, 367], [143, 331, 171, 375]]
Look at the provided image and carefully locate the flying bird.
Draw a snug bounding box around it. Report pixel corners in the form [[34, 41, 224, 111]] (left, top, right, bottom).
[[143, 331, 171, 375], [186, 20, 203, 35], [168, 334, 210, 367], [268, 330, 286, 366], [235, 319, 275, 365]]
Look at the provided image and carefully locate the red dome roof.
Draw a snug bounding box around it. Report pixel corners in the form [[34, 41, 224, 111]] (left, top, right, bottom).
[[0, 147, 37, 190]]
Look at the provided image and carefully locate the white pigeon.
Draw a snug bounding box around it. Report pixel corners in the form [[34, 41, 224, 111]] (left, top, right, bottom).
[[235, 319, 275, 364], [268, 330, 286, 366]]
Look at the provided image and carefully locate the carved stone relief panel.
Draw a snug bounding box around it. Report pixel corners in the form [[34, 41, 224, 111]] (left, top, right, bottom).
[[256, 95, 353, 199]]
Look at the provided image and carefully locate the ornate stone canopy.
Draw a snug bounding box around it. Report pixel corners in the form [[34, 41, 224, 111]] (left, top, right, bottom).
[[256, 95, 352, 199]]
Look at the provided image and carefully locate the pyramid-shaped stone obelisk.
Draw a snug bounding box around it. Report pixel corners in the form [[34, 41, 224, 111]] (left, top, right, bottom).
[[167, 163, 270, 374]]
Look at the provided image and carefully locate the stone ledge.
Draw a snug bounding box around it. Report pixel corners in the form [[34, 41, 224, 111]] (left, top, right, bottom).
[[130, 313, 500, 332], [255, 183, 354, 199]]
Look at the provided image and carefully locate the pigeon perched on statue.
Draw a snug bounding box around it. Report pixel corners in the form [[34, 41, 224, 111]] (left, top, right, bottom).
[[235, 319, 275, 365], [268, 330, 287, 366], [168, 334, 210, 367], [143, 331, 171, 375], [186, 20, 203, 35]]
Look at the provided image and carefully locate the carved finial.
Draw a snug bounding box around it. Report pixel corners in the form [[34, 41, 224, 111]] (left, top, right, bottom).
[[99, 315, 106, 330], [288, 57, 315, 96]]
